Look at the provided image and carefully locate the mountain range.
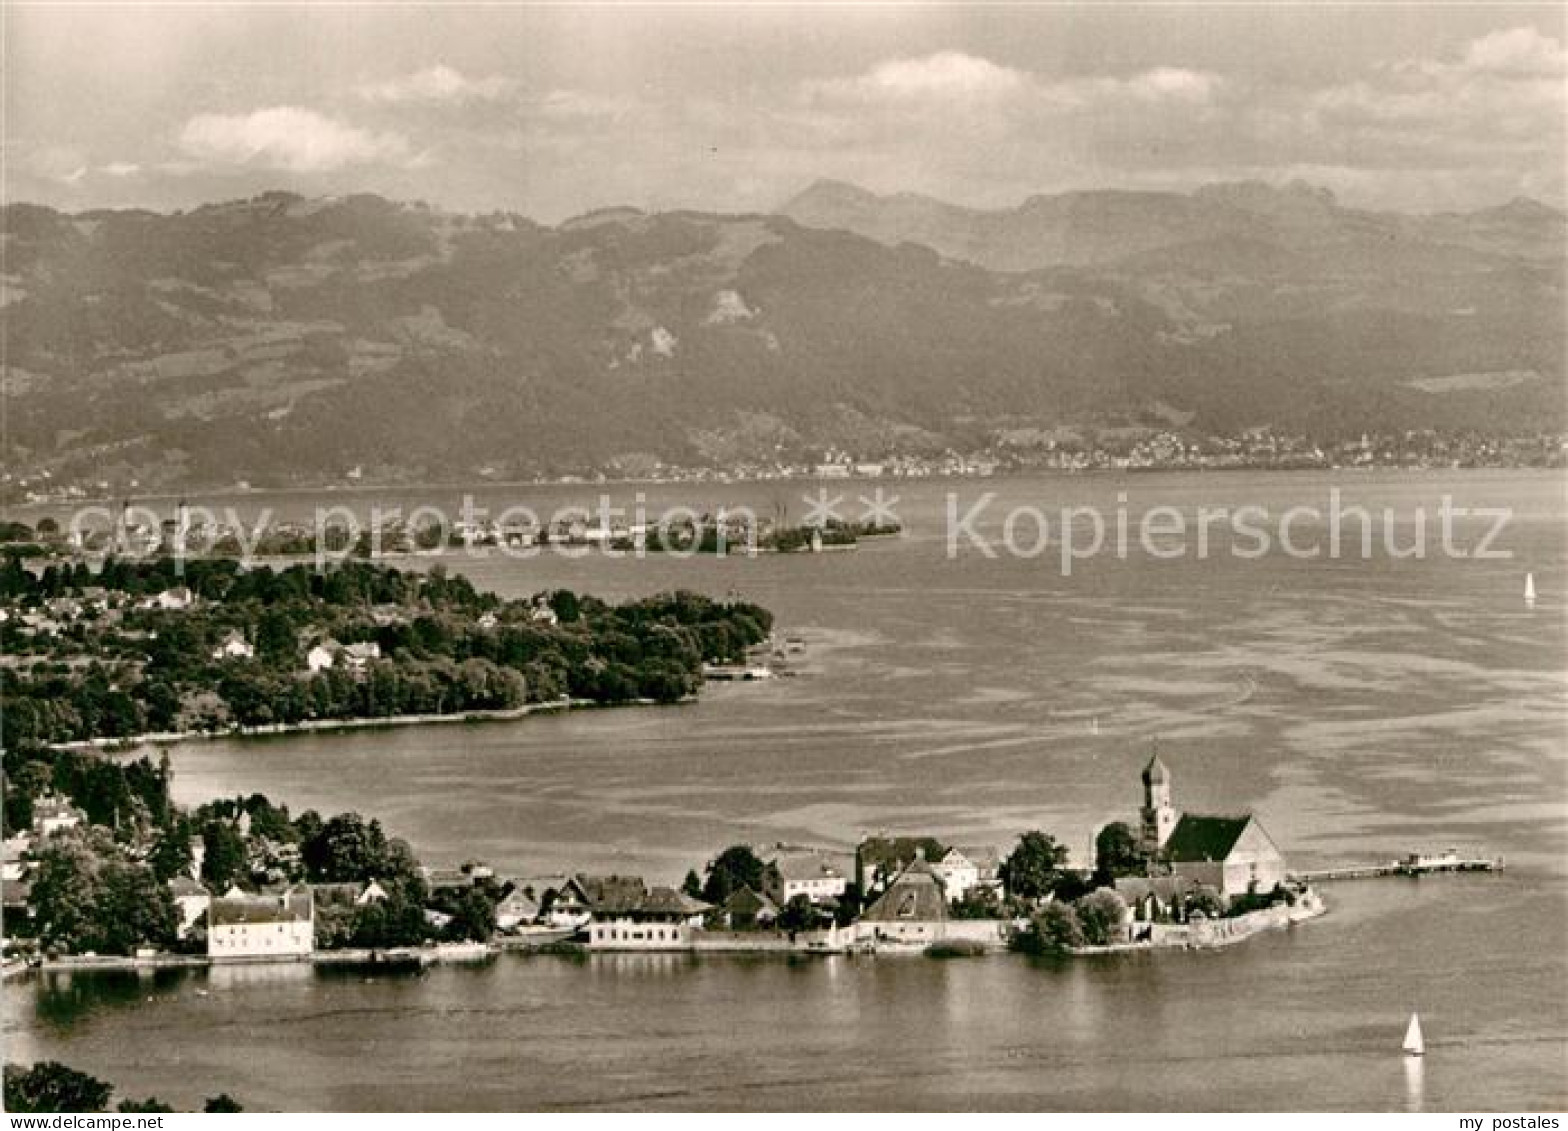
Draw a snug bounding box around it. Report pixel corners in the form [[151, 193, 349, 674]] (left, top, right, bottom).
[[2, 180, 1562, 490]]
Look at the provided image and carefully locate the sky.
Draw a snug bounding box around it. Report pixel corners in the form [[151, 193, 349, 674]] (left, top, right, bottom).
[[5, 3, 1564, 221]]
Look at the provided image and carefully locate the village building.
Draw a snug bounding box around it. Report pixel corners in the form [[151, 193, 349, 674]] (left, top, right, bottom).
[[855, 835, 946, 894], [208, 887, 314, 960], [31, 795, 85, 838], [1112, 875, 1204, 924], [342, 642, 382, 669], [494, 888, 542, 932], [168, 876, 211, 939], [1163, 816, 1286, 900], [2, 835, 33, 882], [931, 846, 1004, 902], [211, 630, 255, 661], [586, 885, 710, 950], [854, 854, 950, 946], [1139, 754, 1287, 901], [2, 879, 33, 928], [537, 873, 644, 929], [720, 885, 779, 931], [306, 641, 338, 672], [141, 586, 194, 612], [762, 850, 849, 906], [310, 880, 388, 911]]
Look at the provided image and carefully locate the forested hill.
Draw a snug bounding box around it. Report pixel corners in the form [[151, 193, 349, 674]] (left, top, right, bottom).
[[3, 184, 1563, 490]]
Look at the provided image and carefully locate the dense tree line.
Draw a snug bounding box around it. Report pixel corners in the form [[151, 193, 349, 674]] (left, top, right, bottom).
[[1, 557, 773, 743], [3, 1060, 243, 1113], [3, 743, 171, 837]]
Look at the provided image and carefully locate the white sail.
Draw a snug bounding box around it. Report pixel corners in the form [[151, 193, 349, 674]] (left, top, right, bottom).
[[1403, 1013, 1425, 1056], [1525, 573, 1537, 604]]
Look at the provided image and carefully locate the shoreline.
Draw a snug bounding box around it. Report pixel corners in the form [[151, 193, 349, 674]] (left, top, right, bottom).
[[6, 901, 1329, 985], [7, 463, 1561, 512], [72, 694, 694, 754]]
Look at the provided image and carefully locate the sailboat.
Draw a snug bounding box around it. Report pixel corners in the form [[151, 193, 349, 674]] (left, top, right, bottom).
[[1525, 573, 1537, 606], [1403, 1012, 1425, 1057]]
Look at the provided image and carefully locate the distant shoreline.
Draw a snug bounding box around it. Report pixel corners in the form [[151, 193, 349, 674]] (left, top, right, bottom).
[[73, 694, 693, 754], [9, 463, 1561, 513]]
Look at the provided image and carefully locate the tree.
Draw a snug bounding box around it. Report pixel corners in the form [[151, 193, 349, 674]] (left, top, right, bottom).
[[95, 861, 178, 954], [118, 1097, 175, 1113], [303, 813, 390, 883], [776, 894, 819, 934], [832, 883, 863, 928], [1074, 889, 1129, 946], [950, 884, 1003, 919], [148, 819, 194, 883], [1093, 822, 1146, 884], [1016, 902, 1084, 955], [680, 869, 703, 899], [201, 820, 247, 890], [701, 845, 764, 905], [203, 1093, 244, 1113], [4, 1061, 113, 1112], [255, 609, 299, 665], [1184, 886, 1227, 919], [999, 831, 1070, 905], [444, 887, 498, 942]]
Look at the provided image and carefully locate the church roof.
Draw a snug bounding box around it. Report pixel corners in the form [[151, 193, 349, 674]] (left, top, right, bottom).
[[1162, 815, 1252, 863], [1142, 753, 1170, 785], [860, 860, 949, 923]]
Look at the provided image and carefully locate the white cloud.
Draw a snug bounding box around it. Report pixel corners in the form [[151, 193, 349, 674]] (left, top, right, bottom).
[[804, 52, 1225, 125], [1463, 26, 1565, 76], [807, 51, 1029, 104], [1124, 67, 1223, 103], [101, 161, 141, 178], [1306, 25, 1564, 151], [179, 107, 411, 172], [358, 64, 515, 105]]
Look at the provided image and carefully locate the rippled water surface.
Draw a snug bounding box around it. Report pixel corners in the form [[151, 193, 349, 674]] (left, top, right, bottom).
[[7, 471, 1565, 1110]]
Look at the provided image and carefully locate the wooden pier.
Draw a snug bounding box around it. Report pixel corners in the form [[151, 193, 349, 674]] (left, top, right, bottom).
[[1292, 851, 1503, 884]]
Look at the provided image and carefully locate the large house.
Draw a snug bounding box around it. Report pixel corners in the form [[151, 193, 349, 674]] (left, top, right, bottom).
[[543, 873, 646, 929], [208, 887, 314, 960], [930, 846, 1003, 902], [586, 883, 710, 950], [762, 850, 849, 907], [494, 888, 542, 932], [855, 855, 949, 946], [1140, 754, 1286, 901]]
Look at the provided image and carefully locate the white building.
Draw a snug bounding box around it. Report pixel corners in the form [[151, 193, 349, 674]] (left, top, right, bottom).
[[211, 631, 255, 661], [586, 886, 710, 950], [931, 846, 1004, 902], [763, 850, 849, 906], [141, 586, 194, 611], [31, 795, 85, 838], [306, 642, 338, 672], [208, 887, 314, 960], [342, 642, 381, 669]]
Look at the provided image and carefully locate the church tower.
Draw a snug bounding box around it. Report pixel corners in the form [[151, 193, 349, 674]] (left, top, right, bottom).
[[1140, 752, 1177, 850]]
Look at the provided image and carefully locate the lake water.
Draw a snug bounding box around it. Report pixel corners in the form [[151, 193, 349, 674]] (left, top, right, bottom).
[[6, 471, 1566, 1110]]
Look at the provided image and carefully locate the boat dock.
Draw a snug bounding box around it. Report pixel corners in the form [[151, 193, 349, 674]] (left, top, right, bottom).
[[1293, 849, 1504, 884]]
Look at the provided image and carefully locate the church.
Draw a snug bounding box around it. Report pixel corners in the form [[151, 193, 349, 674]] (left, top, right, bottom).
[[1139, 753, 1287, 901]]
